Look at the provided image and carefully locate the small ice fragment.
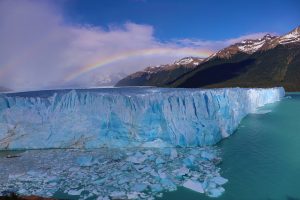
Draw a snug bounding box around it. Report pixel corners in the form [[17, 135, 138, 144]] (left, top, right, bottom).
[[151, 184, 163, 192], [8, 173, 23, 179], [183, 180, 204, 193], [190, 149, 200, 155], [211, 176, 228, 185], [173, 167, 189, 176], [162, 148, 171, 156], [201, 151, 215, 161], [161, 178, 176, 191], [156, 157, 165, 164], [126, 152, 147, 164], [131, 183, 147, 192], [97, 196, 109, 200], [208, 187, 225, 198], [170, 148, 178, 159], [76, 156, 94, 167], [158, 171, 167, 178], [68, 189, 83, 196], [141, 139, 170, 148], [144, 150, 153, 155], [127, 192, 140, 199], [110, 191, 126, 199], [27, 170, 43, 177], [18, 189, 27, 195], [183, 155, 195, 167]]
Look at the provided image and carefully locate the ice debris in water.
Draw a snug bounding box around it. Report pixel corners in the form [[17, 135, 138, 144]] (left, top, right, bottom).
[[0, 147, 227, 199], [183, 180, 204, 193]]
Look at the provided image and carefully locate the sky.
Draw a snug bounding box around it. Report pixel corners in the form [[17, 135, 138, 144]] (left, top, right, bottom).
[[0, 0, 299, 90]]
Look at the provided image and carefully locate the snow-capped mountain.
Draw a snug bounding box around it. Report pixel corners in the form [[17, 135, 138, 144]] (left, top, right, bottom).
[[209, 26, 300, 60], [117, 26, 300, 91], [278, 26, 300, 44], [116, 57, 204, 87], [143, 57, 203, 73], [95, 72, 127, 86], [171, 26, 300, 91]]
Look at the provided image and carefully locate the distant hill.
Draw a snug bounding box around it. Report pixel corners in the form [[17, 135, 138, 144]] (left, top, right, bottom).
[[115, 57, 204, 87], [0, 86, 11, 92], [116, 26, 300, 91]]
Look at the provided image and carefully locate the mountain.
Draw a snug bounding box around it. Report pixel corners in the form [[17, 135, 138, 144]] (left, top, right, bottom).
[[117, 26, 300, 91], [95, 72, 127, 86], [115, 57, 204, 87], [0, 86, 11, 92]]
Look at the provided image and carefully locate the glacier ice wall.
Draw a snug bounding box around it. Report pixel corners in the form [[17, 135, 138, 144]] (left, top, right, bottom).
[[0, 87, 285, 149]]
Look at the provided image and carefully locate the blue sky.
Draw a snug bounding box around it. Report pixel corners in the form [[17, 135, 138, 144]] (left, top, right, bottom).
[[0, 0, 299, 90], [62, 0, 300, 41]]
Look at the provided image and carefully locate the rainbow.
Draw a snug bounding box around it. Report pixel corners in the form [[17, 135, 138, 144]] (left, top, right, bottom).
[[64, 48, 212, 82]]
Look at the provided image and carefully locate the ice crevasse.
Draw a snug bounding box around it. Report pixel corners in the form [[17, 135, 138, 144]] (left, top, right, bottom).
[[0, 87, 285, 149]]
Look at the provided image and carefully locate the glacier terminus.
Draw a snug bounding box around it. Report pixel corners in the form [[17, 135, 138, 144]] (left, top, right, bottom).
[[0, 87, 284, 149]]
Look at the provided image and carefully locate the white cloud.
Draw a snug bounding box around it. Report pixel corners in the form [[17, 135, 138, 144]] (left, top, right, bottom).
[[173, 32, 277, 51], [0, 0, 273, 91]]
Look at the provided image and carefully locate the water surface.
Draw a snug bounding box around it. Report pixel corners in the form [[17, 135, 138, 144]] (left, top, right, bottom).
[[161, 93, 300, 200]]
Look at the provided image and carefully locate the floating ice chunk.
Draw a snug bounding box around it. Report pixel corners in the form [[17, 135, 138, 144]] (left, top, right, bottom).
[[161, 178, 176, 191], [93, 178, 106, 185], [126, 152, 147, 164], [183, 180, 204, 193], [170, 148, 178, 159], [162, 148, 171, 156], [207, 187, 225, 198], [150, 184, 163, 192], [18, 189, 27, 195], [139, 166, 152, 173], [131, 183, 147, 192], [155, 157, 165, 164], [158, 171, 167, 179], [110, 191, 126, 199], [76, 156, 94, 167], [141, 139, 171, 148], [144, 150, 154, 155], [8, 173, 24, 179], [173, 167, 189, 177], [96, 196, 109, 200], [127, 192, 141, 199], [27, 170, 44, 177], [183, 155, 195, 167], [67, 189, 83, 196], [201, 151, 215, 161], [211, 176, 228, 185], [189, 149, 201, 155]]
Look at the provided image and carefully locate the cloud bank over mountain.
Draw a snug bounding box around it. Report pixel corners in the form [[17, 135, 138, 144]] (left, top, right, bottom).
[[0, 0, 271, 90]]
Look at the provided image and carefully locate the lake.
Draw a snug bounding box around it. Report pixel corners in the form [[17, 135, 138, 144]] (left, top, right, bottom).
[[161, 93, 300, 200]]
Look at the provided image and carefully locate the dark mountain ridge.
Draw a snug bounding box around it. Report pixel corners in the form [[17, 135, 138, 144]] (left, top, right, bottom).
[[116, 26, 300, 91]]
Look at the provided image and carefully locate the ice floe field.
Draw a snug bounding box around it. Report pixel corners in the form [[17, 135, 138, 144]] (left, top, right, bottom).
[[0, 147, 228, 199]]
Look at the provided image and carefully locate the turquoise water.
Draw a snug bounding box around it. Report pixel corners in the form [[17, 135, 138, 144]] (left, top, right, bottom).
[[161, 93, 300, 200]]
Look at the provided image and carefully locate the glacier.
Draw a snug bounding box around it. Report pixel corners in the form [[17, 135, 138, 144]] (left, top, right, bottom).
[[0, 87, 284, 150]]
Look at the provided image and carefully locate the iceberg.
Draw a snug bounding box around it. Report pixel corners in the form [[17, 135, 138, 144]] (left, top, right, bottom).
[[0, 87, 284, 149], [183, 180, 204, 193]]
